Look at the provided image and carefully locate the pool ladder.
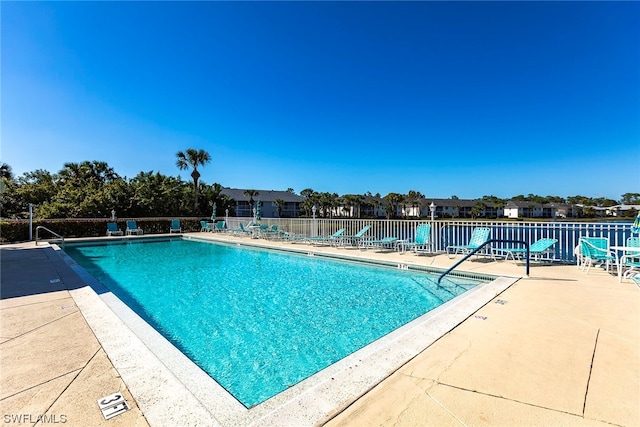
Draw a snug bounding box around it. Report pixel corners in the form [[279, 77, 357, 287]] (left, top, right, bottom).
[[35, 226, 65, 246]]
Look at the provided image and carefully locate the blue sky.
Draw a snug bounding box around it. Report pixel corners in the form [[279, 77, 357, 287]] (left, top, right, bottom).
[[2, 1, 639, 200]]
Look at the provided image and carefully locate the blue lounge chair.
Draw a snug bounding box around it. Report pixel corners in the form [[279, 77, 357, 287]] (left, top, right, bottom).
[[339, 225, 372, 247], [359, 236, 398, 252], [214, 221, 226, 232], [106, 222, 123, 236], [126, 220, 143, 236], [401, 223, 431, 254], [229, 222, 254, 236], [579, 237, 617, 274], [495, 238, 557, 263], [261, 224, 282, 240], [281, 231, 308, 243], [446, 227, 490, 258], [169, 219, 182, 233], [307, 228, 345, 246]]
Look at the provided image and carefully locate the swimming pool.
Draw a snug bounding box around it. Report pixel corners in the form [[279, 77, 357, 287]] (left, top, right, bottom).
[[64, 237, 489, 408]]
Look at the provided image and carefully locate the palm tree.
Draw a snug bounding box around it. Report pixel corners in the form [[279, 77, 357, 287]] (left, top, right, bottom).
[[273, 198, 285, 217], [243, 189, 259, 218], [0, 163, 14, 181], [176, 149, 211, 213]]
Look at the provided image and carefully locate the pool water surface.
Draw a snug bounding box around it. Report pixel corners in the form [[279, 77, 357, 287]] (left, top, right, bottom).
[[64, 238, 483, 407]]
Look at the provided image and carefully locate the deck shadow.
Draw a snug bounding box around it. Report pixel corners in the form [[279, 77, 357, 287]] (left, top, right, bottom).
[[0, 246, 88, 299]]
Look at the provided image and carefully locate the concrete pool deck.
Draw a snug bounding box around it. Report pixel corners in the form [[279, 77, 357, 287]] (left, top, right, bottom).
[[1, 233, 638, 426]]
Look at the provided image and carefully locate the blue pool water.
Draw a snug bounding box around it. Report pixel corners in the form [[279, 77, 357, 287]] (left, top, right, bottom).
[[65, 238, 483, 407]]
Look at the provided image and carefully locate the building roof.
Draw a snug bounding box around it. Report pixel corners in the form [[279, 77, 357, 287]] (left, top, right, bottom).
[[220, 188, 304, 203]]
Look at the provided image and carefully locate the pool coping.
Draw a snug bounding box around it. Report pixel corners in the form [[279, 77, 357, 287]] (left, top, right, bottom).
[[57, 236, 520, 427]]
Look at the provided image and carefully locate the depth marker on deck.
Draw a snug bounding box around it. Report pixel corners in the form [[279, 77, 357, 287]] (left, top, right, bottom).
[[97, 392, 130, 420]]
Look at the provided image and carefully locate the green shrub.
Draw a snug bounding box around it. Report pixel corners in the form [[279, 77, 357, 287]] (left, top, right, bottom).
[[0, 218, 203, 243]]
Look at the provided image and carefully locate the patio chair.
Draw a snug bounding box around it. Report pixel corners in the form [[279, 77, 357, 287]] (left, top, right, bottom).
[[214, 221, 226, 232], [169, 219, 182, 233], [200, 221, 209, 232], [495, 238, 558, 263], [126, 220, 143, 236], [401, 223, 431, 255], [446, 227, 490, 258], [579, 237, 617, 274], [619, 237, 640, 281], [339, 225, 372, 247], [307, 228, 345, 246], [630, 272, 640, 288], [106, 222, 123, 237]]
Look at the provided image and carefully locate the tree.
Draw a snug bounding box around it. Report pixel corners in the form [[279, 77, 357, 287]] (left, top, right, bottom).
[[382, 193, 404, 219], [243, 189, 259, 217], [342, 194, 364, 218], [0, 163, 14, 180], [621, 193, 640, 205], [299, 188, 317, 217], [406, 190, 423, 217], [273, 198, 285, 217], [40, 161, 122, 218], [176, 148, 211, 214], [470, 201, 486, 219]]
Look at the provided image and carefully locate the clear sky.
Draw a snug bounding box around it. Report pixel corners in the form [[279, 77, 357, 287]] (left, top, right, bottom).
[[2, 1, 639, 200]]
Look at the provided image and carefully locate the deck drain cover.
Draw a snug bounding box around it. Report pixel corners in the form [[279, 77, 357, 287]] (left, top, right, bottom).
[[49, 278, 61, 284], [97, 392, 129, 420]]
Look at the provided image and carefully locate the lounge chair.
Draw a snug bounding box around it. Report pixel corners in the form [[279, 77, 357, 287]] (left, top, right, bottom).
[[339, 225, 372, 247], [106, 222, 123, 236], [214, 221, 226, 232], [281, 231, 308, 243], [261, 224, 282, 240], [619, 237, 640, 281], [359, 236, 398, 252], [169, 219, 182, 233], [579, 237, 617, 274], [400, 223, 431, 254], [200, 221, 209, 232], [126, 220, 143, 236], [446, 227, 490, 258], [229, 222, 253, 236], [307, 228, 345, 246], [494, 238, 557, 263]]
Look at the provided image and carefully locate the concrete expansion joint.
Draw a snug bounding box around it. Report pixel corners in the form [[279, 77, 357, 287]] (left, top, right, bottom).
[[582, 328, 600, 417], [441, 382, 589, 420], [0, 310, 79, 343], [0, 295, 73, 311], [38, 347, 103, 418]]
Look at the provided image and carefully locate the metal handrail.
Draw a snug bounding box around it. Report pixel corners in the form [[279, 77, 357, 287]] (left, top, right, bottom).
[[437, 239, 529, 284], [35, 226, 64, 246]]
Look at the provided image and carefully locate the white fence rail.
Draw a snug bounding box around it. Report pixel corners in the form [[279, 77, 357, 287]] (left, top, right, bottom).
[[223, 217, 635, 263]]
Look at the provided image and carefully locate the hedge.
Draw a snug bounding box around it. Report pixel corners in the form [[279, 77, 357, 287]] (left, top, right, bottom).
[[0, 218, 206, 243]]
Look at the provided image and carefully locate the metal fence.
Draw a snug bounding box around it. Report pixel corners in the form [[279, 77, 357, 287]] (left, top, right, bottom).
[[223, 217, 635, 263]]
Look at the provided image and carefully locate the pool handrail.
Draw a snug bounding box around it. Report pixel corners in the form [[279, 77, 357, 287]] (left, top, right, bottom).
[[35, 226, 65, 246], [437, 239, 529, 284]]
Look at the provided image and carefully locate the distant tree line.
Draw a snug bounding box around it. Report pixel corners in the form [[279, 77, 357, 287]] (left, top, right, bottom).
[[0, 159, 638, 220]]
